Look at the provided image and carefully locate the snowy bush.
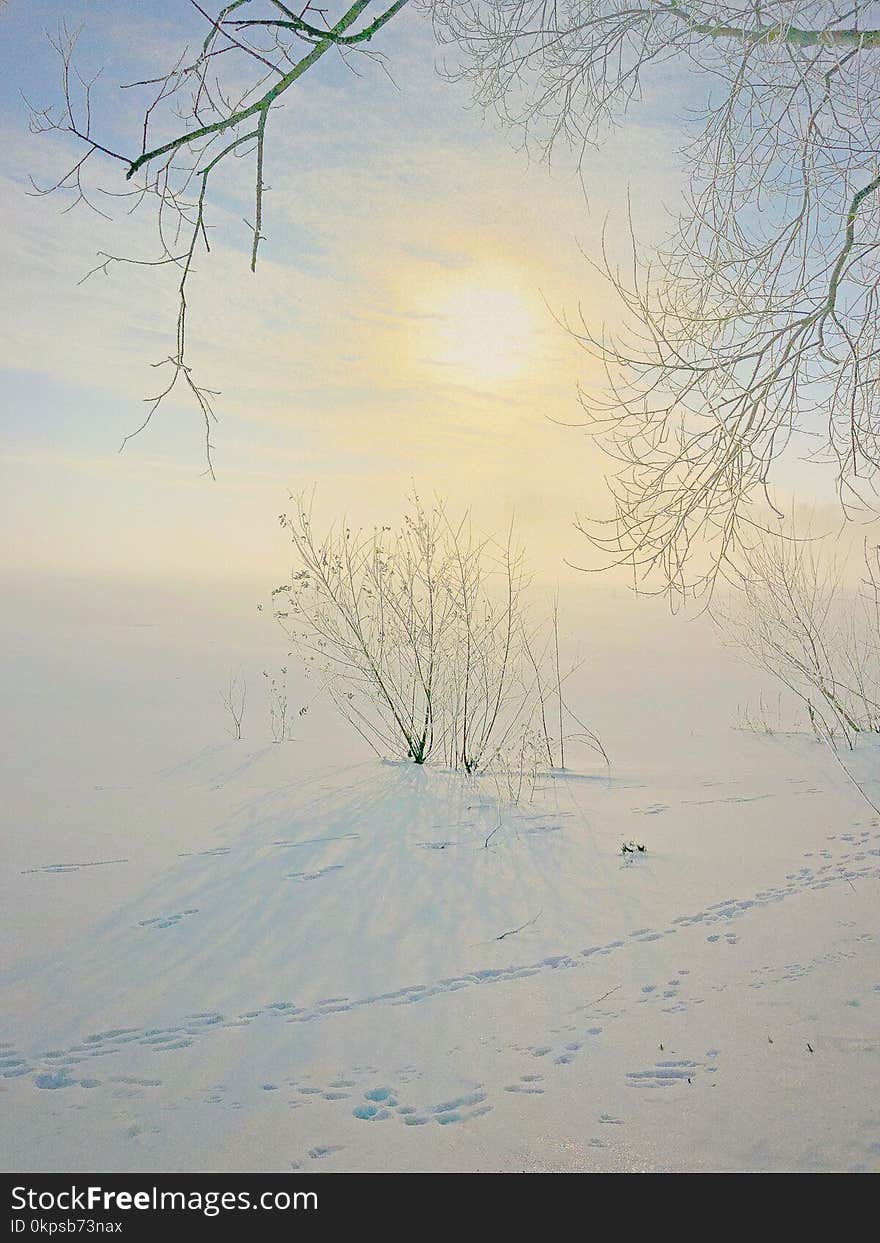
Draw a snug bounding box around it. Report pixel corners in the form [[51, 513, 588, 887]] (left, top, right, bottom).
[[273, 492, 605, 773], [716, 526, 880, 747]]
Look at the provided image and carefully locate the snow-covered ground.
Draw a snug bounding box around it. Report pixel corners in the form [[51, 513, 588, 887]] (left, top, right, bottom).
[[1, 572, 879, 1172]]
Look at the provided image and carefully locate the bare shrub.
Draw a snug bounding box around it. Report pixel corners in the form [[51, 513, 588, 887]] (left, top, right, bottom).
[[273, 491, 606, 772], [715, 524, 880, 746], [263, 667, 291, 743], [488, 724, 543, 806], [221, 668, 247, 739], [734, 692, 789, 737]]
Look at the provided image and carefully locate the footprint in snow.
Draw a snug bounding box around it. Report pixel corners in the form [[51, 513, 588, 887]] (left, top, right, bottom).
[[22, 858, 128, 875], [285, 865, 344, 882], [138, 909, 198, 930], [352, 1086, 491, 1128], [625, 1057, 714, 1088], [505, 1074, 545, 1094]]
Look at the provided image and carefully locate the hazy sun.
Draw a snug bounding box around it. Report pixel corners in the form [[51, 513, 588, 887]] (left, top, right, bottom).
[[425, 276, 537, 384]]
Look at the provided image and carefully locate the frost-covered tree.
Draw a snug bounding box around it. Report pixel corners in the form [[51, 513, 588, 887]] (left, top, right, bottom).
[[431, 2, 880, 596]]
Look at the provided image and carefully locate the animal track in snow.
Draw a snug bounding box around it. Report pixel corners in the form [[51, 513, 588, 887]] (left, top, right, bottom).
[[427, 1090, 491, 1126], [505, 1074, 545, 1095], [22, 858, 128, 875], [684, 793, 773, 806], [289, 1144, 346, 1170], [352, 1085, 398, 1120], [34, 1070, 102, 1090], [0, 1050, 29, 1079], [352, 1103, 392, 1120], [346, 1082, 491, 1128], [138, 909, 199, 930], [274, 834, 358, 849], [626, 1057, 705, 1088], [9, 833, 876, 1095], [285, 865, 344, 882], [521, 1024, 602, 1070]]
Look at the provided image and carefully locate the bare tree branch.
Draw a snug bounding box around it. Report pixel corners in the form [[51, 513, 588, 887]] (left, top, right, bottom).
[[429, 1, 880, 598], [28, 1, 410, 471]]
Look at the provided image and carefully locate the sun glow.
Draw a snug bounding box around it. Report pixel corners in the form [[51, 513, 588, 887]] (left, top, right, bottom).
[[424, 275, 538, 384]]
